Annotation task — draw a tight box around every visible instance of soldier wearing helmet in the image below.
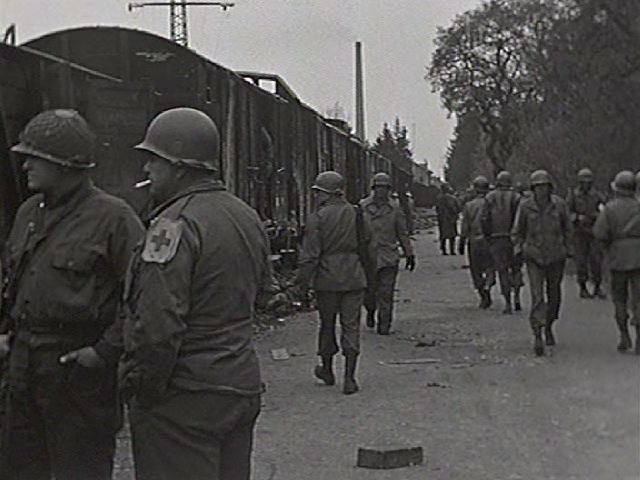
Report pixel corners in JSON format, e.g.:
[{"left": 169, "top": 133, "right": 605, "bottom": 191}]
[
  {"left": 296, "top": 170, "right": 376, "bottom": 394},
  {"left": 481, "top": 170, "right": 524, "bottom": 313},
  {"left": 0, "top": 109, "right": 144, "bottom": 478},
  {"left": 566, "top": 167, "right": 607, "bottom": 299},
  {"left": 360, "top": 172, "right": 415, "bottom": 335},
  {"left": 460, "top": 176, "right": 496, "bottom": 309},
  {"left": 594, "top": 170, "right": 640, "bottom": 354},
  {"left": 512, "top": 170, "right": 573, "bottom": 356},
  {"left": 119, "top": 108, "right": 275, "bottom": 478},
  {"left": 435, "top": 182, "right": 461, "bottom": 255}
]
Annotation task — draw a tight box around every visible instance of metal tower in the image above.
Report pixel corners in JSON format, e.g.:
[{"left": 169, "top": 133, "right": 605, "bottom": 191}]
[{"left": 129, "top": 1, "right": 234, "bottom": 47}]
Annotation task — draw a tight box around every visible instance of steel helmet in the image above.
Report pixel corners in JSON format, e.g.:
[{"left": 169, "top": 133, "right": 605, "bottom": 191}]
[
  {"left": 577, "top": 168, "right": 594, "bottom": 182},
  {"left": 530, "top": 170, "right": 552, "bottom": 187},
  {"left": 473, "top": 175, "right": 490, "bottom": 193},
  {"left": 612, "top": 170, "right": 635, "bottom": 192},
  {"left": 135, "top": 108, "right": 220, "bottom": 171},
  {"left": 311, "top": 171, "right": 344, "bottom": 194},
  {"left": 11, "top": 109, "right": 96, "bottom": 169},
  {"left": 371, "top": 172, "right": 392, "bottom": 188},
  {"left": 496, "top": 170, "right": 513, "bottom": 187}
]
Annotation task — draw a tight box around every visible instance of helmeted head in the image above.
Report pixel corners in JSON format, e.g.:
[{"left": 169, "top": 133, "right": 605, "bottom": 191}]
[
  {"left": 441, "top": 182, "right": 452, "bottom": 194},
  {"left": 496, "top": 170, "right": 512, "bottom": 188},
  {"left": 530, "top": 169, "right": 553, "bottom": 198},
  {"left": 577, "top": 167, "right": 594, "bottom": 190},
  {"left": 611, "top": 170, "right": 635, "bottom": 194},
  {"left": 311, "top": 170, "right": 344, "bottom": 195},
  {"left": 371, "top": 172, "right": 392, "bottom": 201},
  {"left": 472, "top": 175, "right": 490, "bottom": 194},
  {"left": 135, "top": 107, "right": 220, "bottom": 172}
]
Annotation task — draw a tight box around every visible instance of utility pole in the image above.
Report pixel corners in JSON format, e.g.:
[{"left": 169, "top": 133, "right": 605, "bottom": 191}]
[{"left": 128, "top": 1, "right": 234, "bottom": 47}]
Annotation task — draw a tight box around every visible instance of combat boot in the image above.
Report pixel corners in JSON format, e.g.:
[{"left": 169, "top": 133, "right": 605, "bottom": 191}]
[
  {"left": 449, "top": 239, "right": 457, "bottom": 255},
  {"left": 544, "top": 319, "right": 556, "bottom": 346},
  {"left": 343, "top": 354, "right": 359, "bottom": 395},
  {"left": 441, "top": 240, "right": 448, "bottom": 255},
  {"left": 366, "top": 310, "right": 375, "bottom": 329},
  {"left": 314, "top": 356, "right": 335, "bottom": 385},
  {"left": 579, "top": 283, "right": 592, "bottom": 299},
  {"left": 514, "top": 288, "right": 522, "bottom": 312},
  {"left": 533, "top": 328, "right": 544, "bottom": 356},
  {"left": 616, "top": 318, "right": 631, "bottom": 352},
  {"left": 502, "top": 294, "right": 513, "bottom": 315},
  {"left": 593, "top": 283, "right": 607, "bottom": 299}
]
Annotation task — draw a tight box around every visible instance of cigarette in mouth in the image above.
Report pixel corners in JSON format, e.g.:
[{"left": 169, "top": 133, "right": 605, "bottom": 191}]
[{"left": 135, "top": 179, "right": 152, "bottom": 189}]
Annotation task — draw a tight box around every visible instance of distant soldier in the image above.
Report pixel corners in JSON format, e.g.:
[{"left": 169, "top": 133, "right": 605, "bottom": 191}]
[
  {"left": 405, "top": 191, "right": 416, "bottom": 234},
  {"left": 436, "top": 183, "right": 461, "bottom": 255},
  {"left": 297, "top": 171, "right": 376, "bottom": 394},
  {"left": 566, "top": 168, "right": 606, "bottom": 298},
  {"left": 481, "top": 171, "right": 523, "bottom": 313},
  {"left": 593, "top": 171, "right": 640, "bottom": 354},
  {"left": 361, "top": 173, "right": 415, "bottom": 335},
  {"left": 459, "top": 176, "right": 495, "bottom": 309},
  {"left": 119, "top": 108, "right": 272, "bottom": 479},
  {"left": 512, "top": 170, "right": 573, "bottom": 356},
  {"left": 0, "top": 110, "right": 143, "bottom": 479}
]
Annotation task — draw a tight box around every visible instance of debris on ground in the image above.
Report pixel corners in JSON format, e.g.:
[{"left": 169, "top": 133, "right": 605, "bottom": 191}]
[{"left": 379, "top": 358, "right": 442, "bottom": 366}]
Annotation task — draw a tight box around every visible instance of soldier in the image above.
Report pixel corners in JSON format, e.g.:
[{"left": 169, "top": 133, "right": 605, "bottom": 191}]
[
  {"left": 435, "top": 183, "right": 461, "bottom": 255},
  {"left": 361, "top": 172, "right": 416, "bottom": 335},
  {"left": 296, "top": 171, "right": 376, "bottom": 394},
  {"left": 404, "top": 191, "right": 416, "bottom": 234},
  {"left": 0, "top": 109, "right": 143, "bottom": 479},
  {"left": 593, "top": 171, "right": 640, "bottom": 354},
  {"left": 119, "top": 108, "right": 273, "bottom": 479},
  {"left": 459, "top": 176, "right": 495, "bottom": 309},
  {"left": 512, "top": 170, "right": 573, "bottom": 356},
  {"left": 566, "top": 168, "right": 606, "bottom": 298},
  {"left": 481, "top": 170, "right": 523, "bottom": 313}
]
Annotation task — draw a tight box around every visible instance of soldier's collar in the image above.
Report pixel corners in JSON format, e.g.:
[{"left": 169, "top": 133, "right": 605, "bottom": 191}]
[{"left": 147, "top": 179, "right": 226, "bottom": 220}]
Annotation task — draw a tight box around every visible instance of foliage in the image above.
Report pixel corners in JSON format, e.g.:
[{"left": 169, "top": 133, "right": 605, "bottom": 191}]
[{"left": 372, "top": 117, "right": 414, "bottom": 169}]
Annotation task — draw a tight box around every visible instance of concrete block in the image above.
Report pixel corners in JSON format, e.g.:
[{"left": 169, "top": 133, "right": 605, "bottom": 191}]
[{"left": 356, "top": 445, "right": 424, "bottom": 469}]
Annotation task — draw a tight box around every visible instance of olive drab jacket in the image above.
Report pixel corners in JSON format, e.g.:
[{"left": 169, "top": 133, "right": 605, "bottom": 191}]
[
  {"left": 360, "top": 195, "right": 413, "bottom": 269},
  {"left": 297, "top": 196, "right": 375, "bottom": 292},
  {"left": 511, "top": 195, "right": 573, "bottom": 266},
  {"left": 435, "top": 192, "right": 460, "bottom": 239},
  {"left": 461, "top": 195, "right": 487, "bottom": 244},
  {"left": 481, "top": 187, "right": 521, "bottom": 239},
  {"left": 1, "top": 183, "right": 144, "bottom": 366},
  {"left": 566, "top": 187, "right": 606, "bottom": 235},
  {"left": 593, "top": 193, "right": 640, "bottom": 271},
  {"left": 119, "top": 179, "right": 273, "bottom": 406}
]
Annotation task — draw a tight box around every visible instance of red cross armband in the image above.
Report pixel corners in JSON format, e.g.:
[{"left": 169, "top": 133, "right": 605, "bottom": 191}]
[{"left": 142, "top": 217, "right": 184, "bottom": 264}]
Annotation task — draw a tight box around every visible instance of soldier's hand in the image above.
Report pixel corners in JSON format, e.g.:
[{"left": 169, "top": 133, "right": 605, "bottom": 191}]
[
  {"left": 60, "top": 346, "right": 105, "bottom": 368},
  {"left": 0, "top": 334, "right": 10, "bottom": 359},
  {"left": 405, "top": 255, "right": 416, "bottom": 272}
]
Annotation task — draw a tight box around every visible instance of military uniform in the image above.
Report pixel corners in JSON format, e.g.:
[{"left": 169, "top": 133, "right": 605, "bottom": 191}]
[
  {"left": 120, "top": 179, "right": 272, "bottom": 480},
  {"left": 593, "top": 180, "right": 640, "bottom": 353},
  {"left": 360, "top": 194, "right": 413, "bottom": 334},
  {"left": 435, "top": 191, "right": 460, "bottom": 254},
  {"left": 481, "top": 186, "right": 523, "bottom": 311},
  {"left": 1, "top": 184, "right": 143, "bottom": 479},
  {"left": 512, "top": 195, "right": 572, "bottom": 333},
  {"left": 566, "top": 185, "right": 606, "bottom": 295},
  {"left": 461, "top": 194, "right": 495, "bottom": 306}
]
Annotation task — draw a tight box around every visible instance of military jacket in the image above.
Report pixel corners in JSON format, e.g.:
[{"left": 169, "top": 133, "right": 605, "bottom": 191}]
[
  {"left": 360, "top": 195, "right": 413, "bottom": 269},
  {"left": 593, "top": 194, "right": 640, "bottom": 271},
  {"left": 120, "top": 180, "right": 272, "bottom": 404},
  {"left": 511, "top": 195, "right": 573, "bottom": 266},
  {"left": 461, "top": 195, "right": 487, "bottom": 243},
  {"left": 566, "top": 187, "right": 606, "bottom": 235},
  {"left": 297, "top": 196, "right": 373, "bottom": 291},
  {"left": 1, "top": 183, "right": 143, "bottom": 363},
  {"left": 481, "top": 187, "right": 520, "bottom": 238}
]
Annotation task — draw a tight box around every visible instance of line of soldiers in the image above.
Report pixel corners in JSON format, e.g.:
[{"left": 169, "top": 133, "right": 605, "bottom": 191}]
[{"left": 460, "top": 167, "right": 640, "bottom": 357}]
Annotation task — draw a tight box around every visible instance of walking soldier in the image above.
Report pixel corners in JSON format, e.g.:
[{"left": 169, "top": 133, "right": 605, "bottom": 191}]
[
  {"left": 593, "top": 171, "right": 640, "bottom": 354},
  {"left": 460, "top": 176, "right": 496, "bottom": 309},
  {"left": 566, "top": 168, "right": 606, "bottom": 298},
  {"left": 435, "top": 183, "right": 461, "bottom": 255},
  {"left": 481, "top": 170, "right": 523, "bottom": 313},
  {"left": 512, "top": 170, "right": 573, "bottom": 356},
  {"left": 360, "top": 172, "right": 416, "bottom": 335},
  {"left": 0, "top": 109, "right": 144, "bottom": 479},
  {"left": 119, "top": 108, "right": 273, "bottom": 479},
  {"left": 296, "top": 171, "right": 376, "bottom": 394}
]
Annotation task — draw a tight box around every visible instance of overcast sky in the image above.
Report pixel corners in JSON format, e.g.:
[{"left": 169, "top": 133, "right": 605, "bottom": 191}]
[{"left": 2, "top": 0, "right": 481, "bottom": 176}]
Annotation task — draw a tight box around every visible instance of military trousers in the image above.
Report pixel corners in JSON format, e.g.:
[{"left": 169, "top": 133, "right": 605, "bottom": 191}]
[
  {"left": 526, "top": 260, "right": 566, "bottom": 330},
  {"left": 0, "top": 334, "right": 118, "bottom": 480},
  {"left": 130, "top": 390, "right": 261, "bottom": 480},
  {"left": 610, "top": 269, "right": 640, "bottom": 327},
  {"left": 468, "top": 240, "right": 496, "bottom": 292},
  {"left": 316, "top": 289, "right": 364, "bottom": 357},
  {"left": 364, "top": 266, "right": 399, "bottom": 333},
  {"left": 574, "top": 232, "right": 602, "bottom": 285},
  {"left": 489, "top": 237, "right": 523, "bottom": 296}
]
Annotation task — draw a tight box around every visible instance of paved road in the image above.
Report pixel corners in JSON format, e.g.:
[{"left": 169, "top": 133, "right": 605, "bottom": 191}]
[{"left": 252, "top": 230, "right": 640, "bottom": 480}]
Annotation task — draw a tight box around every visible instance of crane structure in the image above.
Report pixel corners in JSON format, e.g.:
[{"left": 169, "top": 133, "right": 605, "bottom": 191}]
[{"left": 128, "top": 1, "right": 234, "bottom": 47}]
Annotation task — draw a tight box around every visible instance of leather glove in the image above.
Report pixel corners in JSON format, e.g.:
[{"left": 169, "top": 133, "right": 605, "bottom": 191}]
[{"left": 405, "top": 255, "right": 416, "bottom": 272}]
